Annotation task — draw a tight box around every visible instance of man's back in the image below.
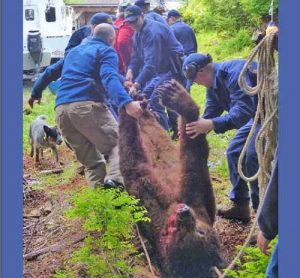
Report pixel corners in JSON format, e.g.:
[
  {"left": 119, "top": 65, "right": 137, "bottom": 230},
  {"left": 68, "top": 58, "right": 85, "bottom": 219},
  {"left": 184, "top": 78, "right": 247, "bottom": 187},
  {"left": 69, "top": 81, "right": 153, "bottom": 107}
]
[
  {"left": 57, "top": 38, "right": 112, "bottom": 107},
  {"left": 145, "top": 10, "right": 167, "bottom": 25},
  {"left": 132, "top": 20, "right": 183, "bottom": 74},
  {"left": 170, "top": 21, "right": 197, "bottom": 55},
  {"left": 65, "top": 25, "right": 91, "bottom": 54}
]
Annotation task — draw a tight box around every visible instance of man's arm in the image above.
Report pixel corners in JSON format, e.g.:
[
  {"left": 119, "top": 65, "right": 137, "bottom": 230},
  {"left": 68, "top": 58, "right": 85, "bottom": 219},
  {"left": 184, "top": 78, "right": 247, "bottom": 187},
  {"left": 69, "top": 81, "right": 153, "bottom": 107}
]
[
  {"left": 258, "top": 158, "right": 278, "bottom": 241},
  {"left": 127, "top": 35, "right": 141, "bottom": 81},
  {"left": 203, "top": 88, "right": 224, "bottom": 119},
  {"left": 210, "top": 78, "right": 255, "bottom": 133},
  {"left": 134, "top": 33, "right": 161, "bottom": 87},
  {"left": 185, "top": 89, "right": 223, "bottom": 138},
  {"left": 99, "top": 48, "right": 143, "bottom": 119},
  {"left": 99, "top": 48, "right": 133, "bottom": 108},
  {"left": 29, "top": 59, "right": 64, "bottom": 108}
]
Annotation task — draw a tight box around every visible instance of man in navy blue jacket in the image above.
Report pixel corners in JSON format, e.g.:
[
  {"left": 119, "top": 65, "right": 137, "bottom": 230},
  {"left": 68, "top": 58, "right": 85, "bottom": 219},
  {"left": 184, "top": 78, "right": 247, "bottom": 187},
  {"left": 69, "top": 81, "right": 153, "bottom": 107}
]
[
  {"left": 124, "top": 5, "right": 184, "bottom": 130},
  {"left": 183, "top": 53, "right": 260, "bottom": 222},
  {"left": 54, "top": 24, "right": 142, "bottom": 188},
  {"left": 65, "top": 13, "right": 113, "bottom": 54},
  {"left": 167, "top": 9, "right": 198, "bottom": 55}
]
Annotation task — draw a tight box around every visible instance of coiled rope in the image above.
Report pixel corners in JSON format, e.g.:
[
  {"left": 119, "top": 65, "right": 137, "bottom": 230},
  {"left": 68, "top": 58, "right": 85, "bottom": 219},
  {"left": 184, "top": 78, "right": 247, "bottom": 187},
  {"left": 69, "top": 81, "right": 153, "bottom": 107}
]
[
  {"left": 216, "top": 31, "right": 278, "bottom": 278},
  {"left": 237, "top": 31, "right": 278, "bottom": 198}
]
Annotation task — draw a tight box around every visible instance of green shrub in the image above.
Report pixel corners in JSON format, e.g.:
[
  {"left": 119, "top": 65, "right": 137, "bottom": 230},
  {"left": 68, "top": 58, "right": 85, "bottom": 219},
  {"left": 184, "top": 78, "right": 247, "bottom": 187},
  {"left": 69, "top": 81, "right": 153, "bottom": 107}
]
[
  {"left": 56, "top": 187, "right": 150, "bottom": 278},
  {"left": 212, "top": 29, "right": 254, "bottom": 60},
  {"left": 240, "top": 0, "right": 278, "bottom": 25},
  {"left": 227, "top": 239, "right": 277, "bottom": 278}
]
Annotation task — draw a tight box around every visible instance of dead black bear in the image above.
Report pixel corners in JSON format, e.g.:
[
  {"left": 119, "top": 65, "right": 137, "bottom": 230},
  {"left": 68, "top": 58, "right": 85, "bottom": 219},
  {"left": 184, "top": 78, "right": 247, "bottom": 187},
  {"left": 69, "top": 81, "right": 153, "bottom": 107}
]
[{"left": 119, "top": 80, "right": 223, "bottom": 277}]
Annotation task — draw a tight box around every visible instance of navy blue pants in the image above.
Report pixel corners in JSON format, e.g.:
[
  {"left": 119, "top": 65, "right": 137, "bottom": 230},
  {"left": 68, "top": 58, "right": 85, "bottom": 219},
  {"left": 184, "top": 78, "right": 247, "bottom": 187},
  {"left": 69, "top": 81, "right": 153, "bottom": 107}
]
[
  {"left": 143, "top": 72, "right": 172, "bottom": 130},
  {"left": 266, "top": 242, "right": 278, "bottom": 278},
  {"left": 227, "top": 119, "right": 260, "bottom": 209}
]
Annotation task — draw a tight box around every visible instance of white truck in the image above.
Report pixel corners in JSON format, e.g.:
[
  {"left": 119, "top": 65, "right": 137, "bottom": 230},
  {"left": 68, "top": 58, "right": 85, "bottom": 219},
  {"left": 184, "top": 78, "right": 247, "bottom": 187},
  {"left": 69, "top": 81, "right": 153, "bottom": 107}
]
[{"left": 23, "top": 0, "right": 73, "bottom": 76}]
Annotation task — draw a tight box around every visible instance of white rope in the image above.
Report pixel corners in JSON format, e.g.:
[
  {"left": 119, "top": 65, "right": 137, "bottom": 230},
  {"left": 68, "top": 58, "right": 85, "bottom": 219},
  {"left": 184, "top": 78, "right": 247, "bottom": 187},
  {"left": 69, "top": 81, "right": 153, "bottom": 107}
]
[{"left": 269, "top": 0, "right": 274, "bottom": 22}]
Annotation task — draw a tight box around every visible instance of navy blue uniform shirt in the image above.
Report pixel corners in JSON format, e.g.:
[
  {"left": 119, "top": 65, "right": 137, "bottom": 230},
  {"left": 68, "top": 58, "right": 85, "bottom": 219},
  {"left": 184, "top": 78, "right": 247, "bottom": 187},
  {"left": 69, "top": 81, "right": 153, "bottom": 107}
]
[
  {"left": 65, "top": 25, "right": 91, "bottom": 54},
  {"left": 145, "top": 11, "right": 167, "bottom": 25},
  {"left": 258, "top": 156, "right": 278, "bottom": 241},
  {"left": 56, "top": 38, "right": 132, "bottom": 108},
  {"left": 129, "top": 19, "right": 183, "bottom": 86},
  {"left": 170, "top": 21, "right": 197, "bottom": 55},
  {"left": 203, "top": 60, "right": 257, "bottom": 133}
]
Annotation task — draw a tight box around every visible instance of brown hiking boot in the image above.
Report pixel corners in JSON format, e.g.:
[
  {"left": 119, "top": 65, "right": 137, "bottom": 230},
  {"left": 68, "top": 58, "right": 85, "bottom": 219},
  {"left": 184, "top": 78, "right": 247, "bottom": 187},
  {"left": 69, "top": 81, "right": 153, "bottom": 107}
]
[{"left": 217, "top": 203, "right": 251, "bottom": 223}]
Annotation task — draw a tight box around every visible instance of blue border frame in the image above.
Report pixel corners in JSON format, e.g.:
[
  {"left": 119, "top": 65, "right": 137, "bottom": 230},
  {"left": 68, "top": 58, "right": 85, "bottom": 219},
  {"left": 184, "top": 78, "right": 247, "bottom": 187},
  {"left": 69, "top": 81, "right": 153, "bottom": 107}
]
[
  {"left": 1, "top": 0, "right": 300, "bottom": 277},
  {"left": 1, "top": 0, "right": 23, "bottom": 276},
  {"left": 279, "top": 1, "right": 300, "bottom": 276}
]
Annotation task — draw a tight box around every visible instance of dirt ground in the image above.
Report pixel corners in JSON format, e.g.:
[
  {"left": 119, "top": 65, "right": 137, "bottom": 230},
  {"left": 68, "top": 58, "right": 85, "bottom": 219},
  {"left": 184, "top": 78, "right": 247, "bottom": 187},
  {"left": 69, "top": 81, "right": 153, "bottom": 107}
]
[{"left": 23, "top": 147, "right": 257, "bottom": 278}]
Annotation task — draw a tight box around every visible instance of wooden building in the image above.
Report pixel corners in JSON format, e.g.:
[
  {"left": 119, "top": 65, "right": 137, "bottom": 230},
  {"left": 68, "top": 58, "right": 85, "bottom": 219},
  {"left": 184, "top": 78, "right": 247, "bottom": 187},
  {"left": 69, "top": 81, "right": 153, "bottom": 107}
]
[{"left": 66, "top": 0, "right": 120, "bottom": 29}]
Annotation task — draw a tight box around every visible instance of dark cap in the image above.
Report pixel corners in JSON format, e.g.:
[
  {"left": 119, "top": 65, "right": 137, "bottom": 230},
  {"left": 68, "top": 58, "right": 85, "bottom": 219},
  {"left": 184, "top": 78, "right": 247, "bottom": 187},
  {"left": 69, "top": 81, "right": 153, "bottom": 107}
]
[
  {"left": 167, "top": 9, "right": 181, "bottom": 18},
  {"left": 124, "top": 5, "right": 142, "bottom": 22},
  {"left": 182, "top": 53, "right": 213, "bottom": 82},
  {"left": 90, "top": 13, "right": 113, "bottom": 25},
  {"left": 119, "top": 2, "right": 131, "bottom": 12},
  {"left": 134, "top": 0, "right": 150, "bottom": 7}
]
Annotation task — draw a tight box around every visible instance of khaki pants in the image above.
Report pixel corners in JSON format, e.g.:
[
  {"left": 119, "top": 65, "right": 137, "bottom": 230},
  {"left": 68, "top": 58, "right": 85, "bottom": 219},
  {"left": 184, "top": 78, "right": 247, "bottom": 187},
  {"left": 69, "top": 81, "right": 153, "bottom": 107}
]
[{"left": 55, "top": 101, "right": 123, "bottom": 188}]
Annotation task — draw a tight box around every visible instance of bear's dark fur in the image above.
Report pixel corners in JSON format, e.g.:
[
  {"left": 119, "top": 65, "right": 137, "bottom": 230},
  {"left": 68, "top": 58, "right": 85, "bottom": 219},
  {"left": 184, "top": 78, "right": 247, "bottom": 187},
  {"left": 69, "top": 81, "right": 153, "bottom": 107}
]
[{"left": 119, "top": 80, "right": 223, "bottom": 277}]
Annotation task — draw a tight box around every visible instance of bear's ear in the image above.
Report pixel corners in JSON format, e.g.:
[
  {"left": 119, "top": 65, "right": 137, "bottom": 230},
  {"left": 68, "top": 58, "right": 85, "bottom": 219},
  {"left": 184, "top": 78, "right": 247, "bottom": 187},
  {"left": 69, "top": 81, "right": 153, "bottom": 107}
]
[{"left": 43, "top": 125, "right": 51, "bottom": 135}]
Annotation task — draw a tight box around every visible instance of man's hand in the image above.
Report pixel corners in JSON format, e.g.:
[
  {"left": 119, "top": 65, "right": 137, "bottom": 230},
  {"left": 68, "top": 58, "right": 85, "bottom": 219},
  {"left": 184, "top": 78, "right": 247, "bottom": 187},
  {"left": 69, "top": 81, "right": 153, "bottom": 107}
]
[
  {"left": 124, "top": 80, "right": 133, "bottom": 89},
  {"left": 128, "top": 82, "right": 141, "bottom": 98},
  {"left": 257, "top": 231, "right": 271, "bottom": 255},
  {"left": 125, "top": 101, "right": 143, "bottom": 119},
  {"left": 186, "top": 118, "right": 214, "bottom": 139},
  {"left": 129, "top": 85, "right": 138, "bottom": 97},
  {"left": 126, "top": 69, "right": 134, "bottom": 83},
  {"left": 28, "top": 96, "right": 41, "bottom": 108}
]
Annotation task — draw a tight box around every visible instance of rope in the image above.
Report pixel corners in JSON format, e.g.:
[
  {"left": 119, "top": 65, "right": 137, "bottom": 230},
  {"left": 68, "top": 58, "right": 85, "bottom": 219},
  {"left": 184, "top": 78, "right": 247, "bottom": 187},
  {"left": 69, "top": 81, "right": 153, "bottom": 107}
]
[
  {"left": 269, "top": 0, "right": 274, "bottom": 22},
  {"left": 237, "top": 31, "right": 278, "bottom": 193},
  {"left": 215, "top": 31, "right": 278, "bottom": 278}
]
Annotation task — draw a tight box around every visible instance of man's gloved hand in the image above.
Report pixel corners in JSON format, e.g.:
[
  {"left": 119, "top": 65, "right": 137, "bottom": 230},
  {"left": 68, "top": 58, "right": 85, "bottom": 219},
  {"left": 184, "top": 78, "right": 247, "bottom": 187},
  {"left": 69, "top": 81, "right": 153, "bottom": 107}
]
[
  {"left": 28, "top": 96, "right": 41, "bottom": 108},
  {"left": 125, "top": 101, "right": 143, "bottom": 119}
]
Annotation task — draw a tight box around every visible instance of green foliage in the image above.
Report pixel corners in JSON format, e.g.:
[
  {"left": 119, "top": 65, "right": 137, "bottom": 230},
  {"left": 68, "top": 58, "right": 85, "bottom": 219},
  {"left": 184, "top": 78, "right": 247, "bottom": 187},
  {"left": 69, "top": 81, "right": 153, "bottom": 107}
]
[
  {"left": 63, "top": 0, "right": 82, "bottom": 4},
  {"left": 227, "top": 239, "right": 277, "bottom": 278},
  {"left": 182, "top": 0, "right": 278, "bottom": 33},
  {"left": 212, "top": 29, "right": 254, "bottom": 60},
  {"left": 58, "top": 187, "right": 150, "bottom": 277},
  {"left": 239, "top": 0, "right": 279, "bottom": 25},
  {"left": 181, "top": 0, "right": 278, "bottom": 61}
]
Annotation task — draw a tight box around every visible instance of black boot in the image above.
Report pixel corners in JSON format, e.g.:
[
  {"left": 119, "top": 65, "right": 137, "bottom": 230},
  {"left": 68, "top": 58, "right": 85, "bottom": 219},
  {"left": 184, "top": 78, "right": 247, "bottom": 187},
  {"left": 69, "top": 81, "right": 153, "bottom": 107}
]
[
  {"left": 103, "top": 179, "right": 125, "bottom": 191},
  {"left": 217, "top": 202, "right": 251, "bottom": 223}
]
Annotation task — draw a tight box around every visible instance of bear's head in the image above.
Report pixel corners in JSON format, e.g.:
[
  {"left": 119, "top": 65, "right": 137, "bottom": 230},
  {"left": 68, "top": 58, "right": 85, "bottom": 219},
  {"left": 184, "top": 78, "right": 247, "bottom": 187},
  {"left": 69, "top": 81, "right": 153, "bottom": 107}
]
[{"left": 159, "top": 204, "right": 223, "bottom": 277}]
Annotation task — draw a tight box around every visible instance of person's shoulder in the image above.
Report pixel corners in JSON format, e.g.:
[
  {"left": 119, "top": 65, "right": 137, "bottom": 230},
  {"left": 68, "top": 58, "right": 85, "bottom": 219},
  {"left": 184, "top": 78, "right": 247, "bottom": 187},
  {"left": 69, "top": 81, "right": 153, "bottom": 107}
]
[
  {"left": 143, "top": 20, "right": 157, "bottom": 33},
  {"left": 74, "top": 25, "right": 90, "bottom": 34},
  {"left": 182, "top": 21, "right": 194, "bottom": 31},
  {"left": 219, "top": 59, "right": 246, "bottom": 71}
]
